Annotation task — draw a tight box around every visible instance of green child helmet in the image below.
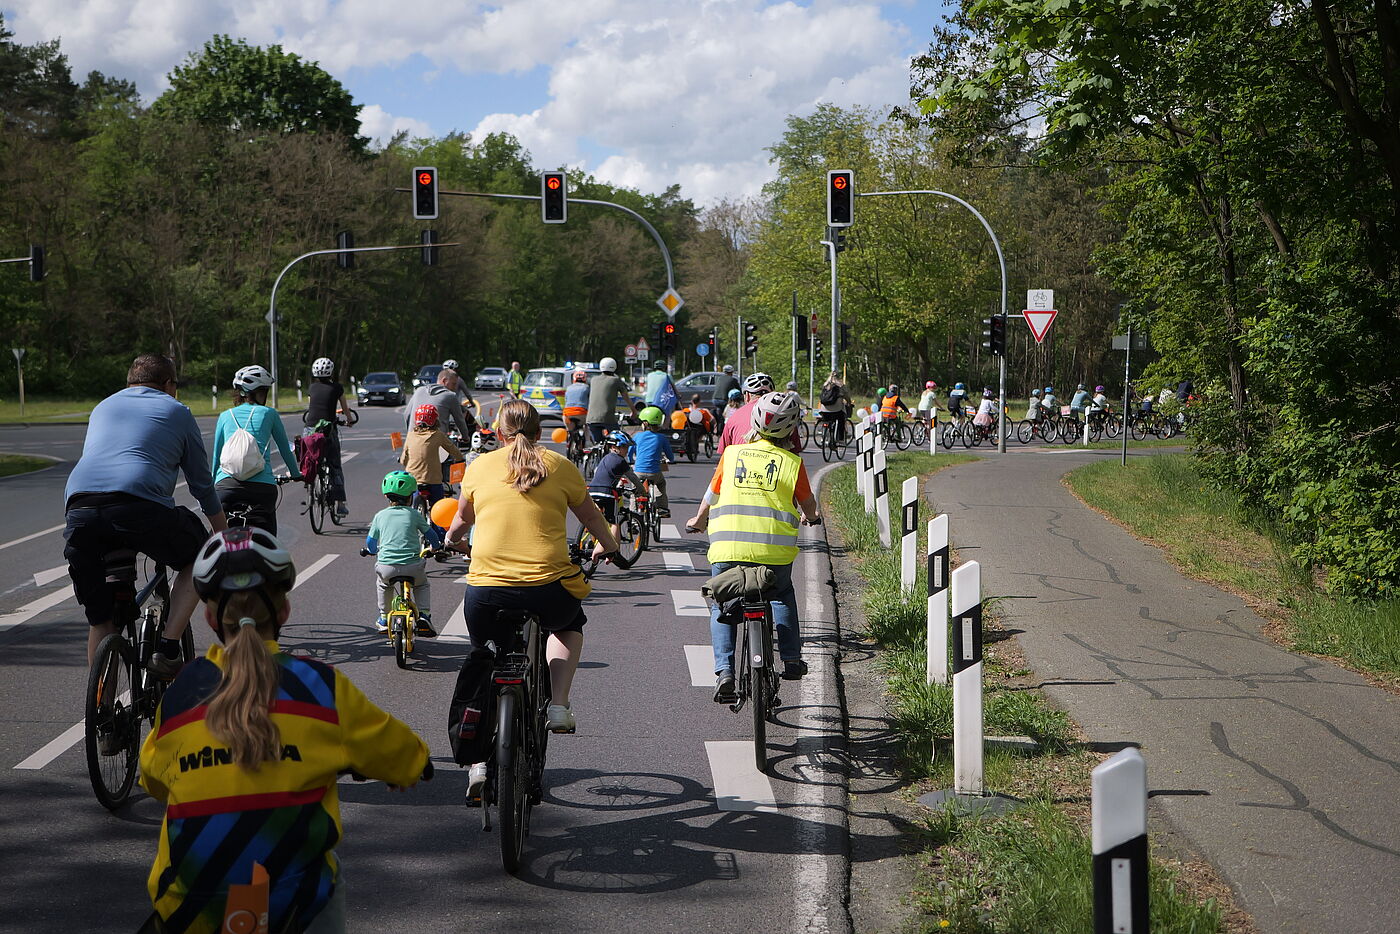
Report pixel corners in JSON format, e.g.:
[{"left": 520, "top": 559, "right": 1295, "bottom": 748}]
[
  {"left": 382, "top": 470, "right": 417, "bottom": 498},
  {"left": 638, "top": 405, "right": 665, "bottom": 427}
]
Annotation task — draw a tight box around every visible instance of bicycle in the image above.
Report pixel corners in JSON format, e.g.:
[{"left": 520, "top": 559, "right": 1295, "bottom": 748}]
[
  {"left": 565, "top": 421, "right": 589, "bottom": 466},
  {"left": 574, "top": 485, "right": 645, "bottom": 572},
  {"left": 84, "top": 552, "right": 193, "bottom": 810},
  {"left": 878, "top": 416, "right": 912, "bottom": 450},
  {"left": 360, "top": 546, "right": 450, "bottom": 669},
  {"left": 475, "top": 609, "right": 552, "bottom": 874},
  {"left": 910, "top": 418, "right": 929, "bottom": 447},
  {"left": 814, "top": 414, "right": 850, "bottom": 462}
]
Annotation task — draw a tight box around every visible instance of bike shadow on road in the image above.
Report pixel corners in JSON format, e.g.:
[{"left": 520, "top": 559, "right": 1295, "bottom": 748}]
[{"left": 279, "top": 623, "right": 473, "bottom": 673}]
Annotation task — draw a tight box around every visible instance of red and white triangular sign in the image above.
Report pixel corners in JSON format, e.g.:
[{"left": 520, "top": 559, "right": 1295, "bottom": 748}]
[{"left": 1024, "top": 309, "right": 1058, "bottom": 343}]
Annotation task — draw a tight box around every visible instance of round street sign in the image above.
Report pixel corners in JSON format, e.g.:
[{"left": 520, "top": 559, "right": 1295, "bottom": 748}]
[
  {"left": 624, "top": 343, "right": 638, "bottom": 359},
  {"left": 696, "top": 342, "right": 710, "bottom": 357}
]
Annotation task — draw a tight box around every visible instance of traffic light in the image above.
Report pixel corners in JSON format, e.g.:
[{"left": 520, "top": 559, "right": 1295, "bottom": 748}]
[
  {"left": 708, "top": 328, "right": 717, "bottom": 358},
  {"left": 744, "top": 322, "right": 758, "bottom": 356},
  {"left": 793, "top": 311, "right": 808, "bottom": 346},
  {"left": 989, "top": 313, "right": 1006, "bottom": 356},
  {"left": 662, "top": 321, "right": 677, "bottom": 355},
  {"left": 336, "top": 230, "right": 354, "bottom": 270},
  {"left": 412, "top": 167, "right": 438, "bottom": 220},
  {"left": 29, "top": 244, "right": 43, "bottom": 282},
  {"left": 839, "top": 322, "right": 851, "bottom": 352},
  {"left": 542, "top": 171, "right": 567, "bottom": 224},
  {"left": 827, "top": 169, "right": 853, "bottom": 227},
  {"left": 813, "top": 336, "right": 823, "bottom": 359},
  {"left": 829, "top": 226, "right": 848, "bottom": 253},
  {"left": 420, "top": 228, "right": 439, "bottom": 266}
]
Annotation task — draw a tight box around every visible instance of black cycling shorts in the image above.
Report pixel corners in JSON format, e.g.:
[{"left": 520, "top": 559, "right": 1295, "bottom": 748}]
[
  {"left": 588, "top": 492, "right": 617, "bottom": 524},
  {"left": 63, "top": 493, "right": 209, "bottom": 626},
  {"left": 462, "top": 579, "right": 587, "bottom": 648}
]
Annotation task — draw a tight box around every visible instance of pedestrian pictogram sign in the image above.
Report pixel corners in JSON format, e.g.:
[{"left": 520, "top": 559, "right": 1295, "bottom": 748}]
[
  {"left": 1024, "top": 308, "right": 1058, "bottom": 343},
  {"left": 657, "top": 288, "right": 684, "bottom": 317}
]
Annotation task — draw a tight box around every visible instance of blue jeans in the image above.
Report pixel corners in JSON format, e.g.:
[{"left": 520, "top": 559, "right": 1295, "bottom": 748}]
[{"left": 709, "top": 560, "right": 800, "bottom": 675}]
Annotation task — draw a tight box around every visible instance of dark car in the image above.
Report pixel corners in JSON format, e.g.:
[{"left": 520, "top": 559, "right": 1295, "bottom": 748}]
[
  {"left": 357, "top": 371, "right": 403, "bottom": 406},
  {"left": 412, "top": 364, "right": 444, "bottom": 390},
  {"left": 675, "top": 370, "right": 728, "bottom": 418}
]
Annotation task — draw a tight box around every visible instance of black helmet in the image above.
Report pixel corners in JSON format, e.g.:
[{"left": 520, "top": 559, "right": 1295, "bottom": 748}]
[{"left": 193, "top": 529, "right": 296, "bottom": 634}]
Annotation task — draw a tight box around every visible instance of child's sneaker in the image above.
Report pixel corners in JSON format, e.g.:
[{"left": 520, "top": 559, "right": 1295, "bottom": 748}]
[
  {"left": 375, "top": 616, "right": 388, "bottom": 633},
  {"left": 546, "top": 703, "right": 576, "bottom": 734},
  {"left": 417, "top": 613, "right": 437, "bottom": 638},
  {"left": 464, "top": 762, "right": 488, "bottom": 808}
]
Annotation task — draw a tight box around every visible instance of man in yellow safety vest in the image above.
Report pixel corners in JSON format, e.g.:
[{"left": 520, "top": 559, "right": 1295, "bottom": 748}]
[{"left": 686, "top": 392, "right": 821, "bottom": 701}]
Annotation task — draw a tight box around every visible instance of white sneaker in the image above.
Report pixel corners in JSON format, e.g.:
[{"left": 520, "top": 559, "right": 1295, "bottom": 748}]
[
  {"left": 546, "top": 703, "right": 576, "bottom": 734},
  {"left": 464, "top": 762, "right": 488, "bottom": 807}
]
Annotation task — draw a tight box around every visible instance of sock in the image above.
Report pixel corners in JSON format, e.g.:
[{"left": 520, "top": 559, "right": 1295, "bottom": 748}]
[{"left": 159, "top": 637, "right": 182, "bottom": 657}]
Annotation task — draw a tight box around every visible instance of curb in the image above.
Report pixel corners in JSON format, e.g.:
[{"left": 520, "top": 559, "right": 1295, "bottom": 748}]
[{"left": 0, "top": 452, "right": 62, "bottom": 482}]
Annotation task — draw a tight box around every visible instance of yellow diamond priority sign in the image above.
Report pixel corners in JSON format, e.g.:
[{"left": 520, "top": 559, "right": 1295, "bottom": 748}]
[{"left": 656, "top": 288, "right": 684, "bottom": 318}]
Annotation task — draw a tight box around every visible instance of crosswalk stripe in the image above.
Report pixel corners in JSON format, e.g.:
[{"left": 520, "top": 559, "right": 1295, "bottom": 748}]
[
  {"left": 0, "top": 585, "right": 75, "bottom": 633},
  {"left": 684, "top": 645, "right": 714, "bottom": 686},
  {"left": 670, "top": 590, "right": 709, "bottom": 617},
  {"left": 663, "top": 552, "right": 696, "bottom": 571},
  {"left": 705, "top": 740, "right": 777, "bottom": 812},
  {"left": 661, "top": 523, "right": 682, "bottom": 539}
]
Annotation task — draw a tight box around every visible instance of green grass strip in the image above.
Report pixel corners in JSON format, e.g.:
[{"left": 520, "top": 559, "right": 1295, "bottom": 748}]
[{"left": 0, "top": 454, "right": 52, "bottom": 478}]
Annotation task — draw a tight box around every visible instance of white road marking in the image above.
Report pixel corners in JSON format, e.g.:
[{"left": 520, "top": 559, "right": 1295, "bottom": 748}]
[
  {"left": 13, "top": 720, "right": 85, "bottom": 770},
  {"left": 292, "top": 555, "right": 337, "bottom": 589},
  {"left": 663, "top": 552, "right": 696, "bottom": 571},
  {"left": 705, "top": 741, "right": 777, "bottom": 812},
  {"left": 342, "top": 451, "right": 361, "bottom": 463},
  {"left": 0, "top": 585, "right": 75, "bottom": 633},
  {"left": 33, "top": 565, "right": 69, "bottom": 587},
  {"left": 661, "top": 523, "right": 682, "bottom": 539},
  {"left": 670, "top": 590, "right": 709, "bottom": 617},
  {"left": 684, "top": 645, "right": 714, "bottom": 686},
  {"left": 438, "top": 596, "right": 470, "bottom": 643},
  {"left": 0, "top": 523, "right": 65, "bottom": 553}
]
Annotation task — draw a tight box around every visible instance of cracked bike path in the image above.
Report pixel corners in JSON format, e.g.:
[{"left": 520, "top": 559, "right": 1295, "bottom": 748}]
[{"left": 926, "top": 451, "right": 1399, "bottom": 934}]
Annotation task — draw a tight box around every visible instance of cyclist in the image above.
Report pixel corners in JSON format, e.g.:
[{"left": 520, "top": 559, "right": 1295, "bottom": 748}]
[
  {"left": 916, "top": 381, "right": 939, "bottom": 429},
  {"left": 947, "top": 382, "right": 969, "bottom": 422},
  {"left": 444, "top": 400, "right": 619, "bottom": 742},
  {"left": 973, "top": 388, "right": 997, "bottom": 435},
  {"left": 64, "top": 353, "right": 227, "bottom": 671},
  {"left": 1040, "top": 386, "right": 1059, "bottom": 419},
  {"left": 713, "top": 364, "right": 740, "bottom": 406},
  {"left": 644, "top": 360, "right": 672, "bottom": 411},
  {"left": 586, "top": 430, "right": 645, "bottom": 547},
  {"left": 367, "top": 471, "right": 444, "bottom": 637},
  {"left": 507, "top": 361, "right": 525, "bottom": 398},
  {"left": 399, "top": 404, "right": 464, "bottom": 508},
  {"left": 1070, "top": 384, "right": 1091, "bottom": 423},
  {"left": 442, "top": 358, "right": 476, "bottom": 412},
  {"left": 721, "top": 388, "right": 744, "bottom": 430},
  {"left": 140, "top": 527, "right": 429, "bottom": 934},
  {"left": 304, "top": 356, "right": 354, "bottom": 518},
  {"left": 817, "top": 371, "right": 852, "bottom": 443},
  {"left": 680, "top": 392, "right": 716, "bottom": 435},
  {"left": 1025, "top": 388, "right": 1044, "bottom": 423},
  {"left": 719, "top": 372, "right": 801, "bottom": 454},
  {"left": 685, "top": 392, "right": 821, "bottom": 700},
  {"left": 562, "top": 369, "right": 590, "bottom": 442},
  {"left": 406, "top": 368, "right": 473, "bottom": 450},
  {"left": 586, "top": 356, "right": 638, "bottom": 443},
  {"left": 210, "top": 365, "right": 302, "bottom": 534},
  {"left": 633, "top": 406, "right": 674, "bottom": 518},
  {"left": 1088, "top": 385, "right": 1110, "bottom": 430},
  {"left": 880, "top": 383, "right": 911, "bottom": 424}
]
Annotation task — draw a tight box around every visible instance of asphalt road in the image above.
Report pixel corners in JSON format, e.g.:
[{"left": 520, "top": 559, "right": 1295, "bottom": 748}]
[{"left": 0, "top": 402, "right": 849, "bottom": 933}]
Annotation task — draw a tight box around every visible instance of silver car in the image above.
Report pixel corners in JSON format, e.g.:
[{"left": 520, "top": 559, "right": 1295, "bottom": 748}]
[{"left": 475, "top": 367, "right": 508, "bottom": 390}]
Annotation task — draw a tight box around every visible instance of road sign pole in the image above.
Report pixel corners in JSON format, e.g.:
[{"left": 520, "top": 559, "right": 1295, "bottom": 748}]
[
  {"left": 736, "top": 316, "right": 743, "bottom": 381},
  {"left": 1122, "top": 324, "right": 1132, "bottom": 467},
  {"left": 11, "top": 347, "right": 25, "bottom": 417}
]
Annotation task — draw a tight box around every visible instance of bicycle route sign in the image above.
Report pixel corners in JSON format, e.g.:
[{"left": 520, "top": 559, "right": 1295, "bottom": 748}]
[{"left": 1024, "top": 289, "right": 1057, "bottom": 344}]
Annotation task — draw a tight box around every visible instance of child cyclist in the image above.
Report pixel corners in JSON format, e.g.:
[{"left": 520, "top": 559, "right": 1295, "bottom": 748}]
[
  {"left": 588, "top": 430, "right": 645, "bottom": 544},
  {"left": 139, "top": 528, "right": 429, "bottom": 934},
  {"left": 399, "top": 404, "right": 464, "bottom": 507},
  {"left": 367, "top": 471, "right": 443, "bottom": 637},
  {"left": 916, "top": 381, "right": 939, "bottom": 428},
  {"left": 633, "top": 406, "right": 675, "bottom": 518}
]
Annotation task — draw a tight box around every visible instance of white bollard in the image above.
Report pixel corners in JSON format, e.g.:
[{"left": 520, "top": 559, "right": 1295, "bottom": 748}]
[
  {"left": 854, "top": 421, "right": 869, "bottom": 498},
  {"left": 296, "top": 378, "right": 303, "bottom": 404},
  {"left": 1084, "top": 418, "right": 1091, "bottom": 446},
  {"left": 211, "top": 385, "right": 218, "bottom": 412},
  {"left": 1092, "top": 748, "right": 1149, "bottom": 933},
  {"left": 862, "top": 428, "right": 876, "bottom": 515},
  {"left": 926, "top": 514, "right": 950, "bottom": 686},
  {"left": 930, "top": 415, "right": 938, "bottom": 455},
  {"left": 900, "top": 476, "right": 918, "bottom": 596},
  {"left": 950, "top": 561, "right": 983, "bottom": 795},
  {"left": 874, "top": 447, "right": 891, "bottom": 548}
]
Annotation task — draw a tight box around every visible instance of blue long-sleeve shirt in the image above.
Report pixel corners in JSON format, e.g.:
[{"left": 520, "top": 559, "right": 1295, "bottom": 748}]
[
  {"left": 210, "top": 404, "right": 301, "bottom": 485},
  {"left": 632, "top": 429, "right": 673, "bottom": 474},
  {"left": 65, "top": 386, "right": 222, "bottom": 515}
]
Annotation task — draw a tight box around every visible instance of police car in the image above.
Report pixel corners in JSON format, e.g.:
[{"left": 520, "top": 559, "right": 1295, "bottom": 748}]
[{"left": 521, "top": 366, "right": 641, "bottom": 422}]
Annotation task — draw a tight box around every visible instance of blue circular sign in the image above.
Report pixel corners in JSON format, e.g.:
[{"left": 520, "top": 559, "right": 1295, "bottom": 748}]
[{"left": 696, "top": 342, "right": 711, "bottom": 357}]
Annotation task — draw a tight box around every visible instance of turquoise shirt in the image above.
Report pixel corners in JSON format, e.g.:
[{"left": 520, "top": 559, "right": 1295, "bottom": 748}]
[
  {"left": 367, "top": 505, "right": 435, "bottom": 565},
  {"left": 210, "top": 404, "right": 300, "bottom": 485}
]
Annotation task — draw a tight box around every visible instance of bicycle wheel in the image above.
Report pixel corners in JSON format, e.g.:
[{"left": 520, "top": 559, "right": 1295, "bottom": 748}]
[
  {"left": 911, "top": 420, "right": 928, "bottom": 447},
  {"left": 308, "top": 476, "right": 326, "bottom": 535},
  {"left": 1105, "top": 413, "right": 1122, "bottom": 438},
  {"left": 573, "top": 526, "right": 600, "bottom": 578},
  {"left": 85, "top": 634, "right": 139, "bottom": 810},
  {"left": 613, "top": 510, "right": 643, "bottom": 568},
  {"left": 743, "top": 617, "right": 769, "bottom": 773},
  {"left": 797, "top": 420, "right": 811, "bottom": 449},
  {"left": 495, "top": 691, "right": 528, "bottom": 874},
  {"left": 817, "top": 425, "right": 833, "bottom": 463},
  {"left": 703, "top": 432, "right": 715, "bottom": 458},
  {"left": 1015, "top": 419, "right": 1032, "bottom": 444},
  {"left": 685, "top": 431, "right": 698, "bottom": 464},
  {"left": 1130, "top": 417, "right": 1148, "bottom": 441},
  {"left": 940, "top": 422, "right": 957, "bottom": 450},
  {"left": 891, "top": 422, "right": 910, "bottom": 450}
]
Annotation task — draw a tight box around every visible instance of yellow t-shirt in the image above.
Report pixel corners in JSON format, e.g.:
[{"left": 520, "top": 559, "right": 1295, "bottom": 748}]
[{"left": 461, "top": 445, "right": 591, "bottom": 598}]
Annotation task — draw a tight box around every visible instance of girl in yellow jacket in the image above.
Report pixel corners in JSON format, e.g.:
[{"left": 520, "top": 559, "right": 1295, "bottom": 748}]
[{"left": 138, "top": 528, "right": 429, "bottom": 933}]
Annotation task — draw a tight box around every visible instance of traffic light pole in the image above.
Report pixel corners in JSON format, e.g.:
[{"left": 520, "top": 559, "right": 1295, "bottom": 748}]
[
  {"left": 856, "top": 190, "right": 1008, "bottom": 452},
  {"left": 266, "top": 242, "right": 458, "bottom": 407},
  {"left": 818, "top": 238, "right": 840, "bottom": 376}
]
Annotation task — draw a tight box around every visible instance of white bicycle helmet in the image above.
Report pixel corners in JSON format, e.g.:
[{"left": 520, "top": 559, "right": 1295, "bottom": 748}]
[
  {"left": 751, "top": 391, "right": 802, "bottom": 440},
  {"left": 472, "top": 429, "right": 500, "bottom": 452},
  {"left": 599, "top": 356, "right": 618, "bottom": 373},
  {"left": 311, "top": 357, "right": 334, "bottom": 378},
  {"left": 742, "top": 371, "right": 774, "bottom": 394},
  {"left": 442, "top": 358, "right": 460, "bottom": 371},
  {"left": 232, "top": 365, "right": 274, "bottom": 393}
]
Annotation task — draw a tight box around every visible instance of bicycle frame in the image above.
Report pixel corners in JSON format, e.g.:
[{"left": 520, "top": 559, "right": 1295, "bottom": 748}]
[{"left": 730, "top": 600, "right": 778, "bottom": 772}]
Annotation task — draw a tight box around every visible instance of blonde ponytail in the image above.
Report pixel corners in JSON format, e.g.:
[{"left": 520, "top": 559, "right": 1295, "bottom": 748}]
[
  {"left": 497, "top": 399, "right": 548, "bottom": 492},
  {"left": 205, "top": 589, "right": 286, "bottom": 769}
]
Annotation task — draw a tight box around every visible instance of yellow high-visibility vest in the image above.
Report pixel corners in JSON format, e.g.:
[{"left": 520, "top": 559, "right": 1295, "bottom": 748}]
[{"left": 707, "top": 439, "right": 802, "bottom": 565}]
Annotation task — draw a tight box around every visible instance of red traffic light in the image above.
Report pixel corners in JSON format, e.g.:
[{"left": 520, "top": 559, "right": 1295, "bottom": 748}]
[
  {"left": 663, "top": 323, "right": 675, "bottom": 334},
  {"left": 546, "top": 176, "right": 562, "bottom": 190},
  {"left": 832, "top": 176, "right": 847, "bottom": 190},
  {"left": 417, "top": 172, "right": 433, "bottom": 187}
]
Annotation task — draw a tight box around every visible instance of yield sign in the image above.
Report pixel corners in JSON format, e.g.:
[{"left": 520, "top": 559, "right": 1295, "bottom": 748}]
[{"left": 1024, "top": 309, "right": 1058, "bottom": 344}]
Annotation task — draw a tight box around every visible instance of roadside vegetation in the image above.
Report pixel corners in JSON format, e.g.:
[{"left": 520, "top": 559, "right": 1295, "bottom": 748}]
[
  {"left": 0, "top": 395, "right": 309, "bottom": 424},
  {"left": 1066, "top": 455, "right": 1400, "bottom": 688},
  {"left": 0, "top": 453, "right": 51, "bottom": 477},
  {"left": 825, "top": 452, "right": 1224, "bottom": 933}
]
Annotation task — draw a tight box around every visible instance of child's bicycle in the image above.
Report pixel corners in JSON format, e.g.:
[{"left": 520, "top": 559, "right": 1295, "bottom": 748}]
[{"left": 359, "top": 546, "right": 454, "bottom": 668}]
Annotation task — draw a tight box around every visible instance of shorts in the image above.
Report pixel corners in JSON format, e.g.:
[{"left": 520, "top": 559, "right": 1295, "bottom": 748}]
[
  {"left": 588, "top": 491, "right": 616, "bottom": 524},
  {"left": 63, "top": 493, "right": 209, "bottom": 626},
  {"left": 462, "top": 579, "right": 587, "bottom": 649}
]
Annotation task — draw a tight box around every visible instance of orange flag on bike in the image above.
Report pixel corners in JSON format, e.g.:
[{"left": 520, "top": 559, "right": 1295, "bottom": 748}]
[
  {"left": 449, "top": 461, "right": 466, "bottom": 484},
  {"left": 390, "top": 431, "right": 403, "bottom": 450}
]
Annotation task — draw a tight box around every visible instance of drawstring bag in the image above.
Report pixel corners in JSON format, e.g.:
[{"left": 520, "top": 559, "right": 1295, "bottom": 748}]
[{"left": 219, "top": 408, "right": 267, "bottom": 480}]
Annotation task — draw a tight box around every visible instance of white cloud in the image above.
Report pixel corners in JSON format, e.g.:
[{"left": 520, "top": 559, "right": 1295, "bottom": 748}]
[{"left": 358, "top": 104, "right": 432, "bottom": 146}]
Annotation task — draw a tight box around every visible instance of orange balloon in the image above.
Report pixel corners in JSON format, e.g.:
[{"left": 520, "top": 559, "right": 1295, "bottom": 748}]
[
  {"left": 551, "top": 427, "right": 568, "bottom": 444},
  {"left": 430, "top": 497, "right": 459, "bottom": 528}
]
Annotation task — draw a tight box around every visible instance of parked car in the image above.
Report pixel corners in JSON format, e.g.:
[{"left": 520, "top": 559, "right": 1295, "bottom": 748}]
[
  {"left": 521, "top": 366, "right": 642, "bottom": 422},
  {"left": 674, "top": 370, "right": 728, "bottom": 418},
  {"left": 357, "top": 371, "right": 404, "bottom": 406},
  {"left": 475, "top": 366, "right": 508, "bottom": 390},
  {"left": 412, "top": 363, "right": 444, "bottom": 389}
]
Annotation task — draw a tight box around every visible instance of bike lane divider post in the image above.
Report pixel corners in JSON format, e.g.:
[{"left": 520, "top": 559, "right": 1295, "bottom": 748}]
[
  {"left": 853, "top": 420, "right": 868, "bottom": 498},
  {"left": 861, "top": 425, "right": 876, "bottom": 515},
  {"left": 900, "top": 476, "right": 918, "bottom": 596},
  {"left": 917, "top": 559, "right": 1020, "bottom": 815},
  {"left": 1092, "top": 747, "right": 1149, "bottom": 933},
  {"left": 926, "top": 514, "right": 950, "bottom": 688},
  {"left": 874, "top": 446, "right": 891, "bottom": 548}
]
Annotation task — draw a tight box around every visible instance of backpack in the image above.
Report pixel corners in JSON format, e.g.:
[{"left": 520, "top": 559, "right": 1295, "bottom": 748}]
[
  {"left": 219, "top": 408, "right": 266, "bottom": 480},
  {"left": 447, "top": 647, "right": 498, "bottom": 766},
  {"left": 820, "top": 383, "right": 842, "bottom": 406}
]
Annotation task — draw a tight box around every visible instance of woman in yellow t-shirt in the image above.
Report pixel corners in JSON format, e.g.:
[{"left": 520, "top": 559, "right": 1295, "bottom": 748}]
[{"left": 444, "top": 400, "right": 618, "bottom": 734}]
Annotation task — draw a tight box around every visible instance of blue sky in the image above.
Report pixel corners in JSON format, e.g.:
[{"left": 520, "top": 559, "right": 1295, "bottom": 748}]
[{"left": 4, "top": 0, "right": 952, "bottom": 203}]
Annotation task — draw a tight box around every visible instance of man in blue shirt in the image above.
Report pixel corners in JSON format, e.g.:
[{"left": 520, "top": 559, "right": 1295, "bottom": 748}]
[
  {"left": 64, "top": 354, "right": 227, "bottom": 674},
  {"left": 644, "top": 361, "right": 675, "bottom": 415}
]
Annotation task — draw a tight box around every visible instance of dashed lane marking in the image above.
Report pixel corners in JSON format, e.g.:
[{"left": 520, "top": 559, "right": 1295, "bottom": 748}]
[
  {"left": 293, "top": 555, "right": 337, "bottom": 589},
  {"left": 684, "top": 645, "right": 714, "bottom": 687},
  {"left": 0, "top": 523, "right": 65, "bottom": 553},
  {"left": 438, "top": 597, "right": 470, "bottom": 643},
  {"left": 33, "top": 565, "right": 68, "bottom": 587},
  {"left": 0, "top": 585, "right": 75, "bottom": 634},
  {"left": 663, "top": 552, "right": 696, "bottom": 571},
  {"left": 342, "top": 451, "right": 361, "bottom": 463},
  {"left": 661, "top": 523, "right": 682, "bottom": 539},
  {"left": 705, "top": 741, "right": 777, "bottom": 812},
  {"left": 670, "top": 590, "right": 709, "bottom": 617}
]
